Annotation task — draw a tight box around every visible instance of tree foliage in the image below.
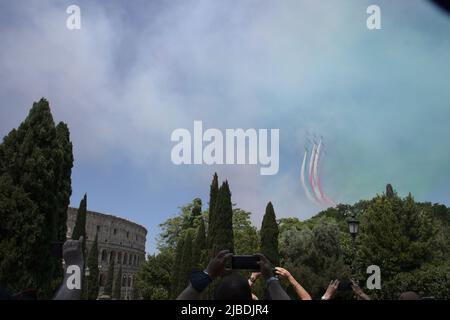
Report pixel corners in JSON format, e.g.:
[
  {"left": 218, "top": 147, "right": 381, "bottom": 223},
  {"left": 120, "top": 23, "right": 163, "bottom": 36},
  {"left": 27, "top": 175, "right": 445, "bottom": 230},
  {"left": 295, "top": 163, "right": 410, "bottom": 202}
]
[
  {"left": 0, "top": 98, "right": 73, "bottom": 298},
  {"left": 233, "top": 209, "right": 259, "bottom": 255},
  {"left": 279, "top": 218, "right": 349, "bottom": 299},
  {"left": 209, "top": 181, "right": 234, "bottom": 256},
  {"left": 260, "top": 202, "right": 279, "bottom": 266}
]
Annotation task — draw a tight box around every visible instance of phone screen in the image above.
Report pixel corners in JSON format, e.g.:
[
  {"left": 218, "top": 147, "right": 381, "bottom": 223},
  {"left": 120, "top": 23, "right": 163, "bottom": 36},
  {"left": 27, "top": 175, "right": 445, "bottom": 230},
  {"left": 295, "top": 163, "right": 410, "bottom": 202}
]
[
  {"left": 231, "top": 255, "right": 260, "bottom": 270},
  {"left": 338, "top": 280, "right": 352, "bottom": 291}
]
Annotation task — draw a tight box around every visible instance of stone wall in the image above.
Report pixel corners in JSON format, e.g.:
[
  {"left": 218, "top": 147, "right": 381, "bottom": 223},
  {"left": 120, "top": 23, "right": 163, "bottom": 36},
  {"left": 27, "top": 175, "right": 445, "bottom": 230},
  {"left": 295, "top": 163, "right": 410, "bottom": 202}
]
[{"left": 67, "top": 207, "right": 147, "bottom": 299}]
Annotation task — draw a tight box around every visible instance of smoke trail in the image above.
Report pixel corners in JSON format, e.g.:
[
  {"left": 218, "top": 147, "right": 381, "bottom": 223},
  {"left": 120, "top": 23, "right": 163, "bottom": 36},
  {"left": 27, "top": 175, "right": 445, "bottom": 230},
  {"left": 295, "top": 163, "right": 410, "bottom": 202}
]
[
  {"left": 308, "top": 143, "right": 318, "bottom": 202},
  {"left": 312, "top": 140, "right": 326, "bottom": 205},
  {"left": 314, "top": 139, "right": 336, "bottom": 207},
  {"left": 301, "top": 150, "right": 320, "bottom": 206}
]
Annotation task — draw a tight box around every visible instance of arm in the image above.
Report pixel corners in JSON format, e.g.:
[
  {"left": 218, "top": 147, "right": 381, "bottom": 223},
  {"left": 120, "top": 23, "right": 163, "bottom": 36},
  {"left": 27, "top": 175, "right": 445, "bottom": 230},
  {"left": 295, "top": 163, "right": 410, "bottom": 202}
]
[
  {"left": 351, "top": 279, "right": 371, "bottom": 300},
  {"left": 256, "top": 254, "right": 290, "bottom": 300},
  {"left": 275, "top": 267, "right": 311, "bottom": 300},
  {"left": 176, "top": 284, "right": 202, "bottom": 300},
  {"left": 177, "top": 250, "right": 232, "bottom": 300},
  {"left": 53, "top": 237, "right": 84, "bottom": 300},
  {"left": 248, "top": 272, "right": 261, "bottom": 288}
]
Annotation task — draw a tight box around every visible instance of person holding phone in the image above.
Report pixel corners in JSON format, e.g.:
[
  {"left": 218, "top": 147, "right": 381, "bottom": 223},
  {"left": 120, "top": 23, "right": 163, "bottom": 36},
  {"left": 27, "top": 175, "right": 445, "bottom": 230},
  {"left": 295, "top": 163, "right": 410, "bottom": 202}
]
[
  {"left": 274, "top": 267, "right": 312, "bottom": 300},
  {"left": 176, "top": 250, "right": 290, "bottom": 300}
]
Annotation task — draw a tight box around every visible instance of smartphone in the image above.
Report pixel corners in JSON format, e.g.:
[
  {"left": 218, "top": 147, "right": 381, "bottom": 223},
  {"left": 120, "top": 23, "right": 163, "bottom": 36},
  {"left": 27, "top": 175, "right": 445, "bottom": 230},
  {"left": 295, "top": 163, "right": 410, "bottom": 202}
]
[
  {"left": 231, "top": 255, "right": 260, "bottom": 270},
  {"left": 51, "top": 241, "right": 64, "bottom": 258},
  {"left": 338, "top": 280, "right": 352, "bottom": 291}
]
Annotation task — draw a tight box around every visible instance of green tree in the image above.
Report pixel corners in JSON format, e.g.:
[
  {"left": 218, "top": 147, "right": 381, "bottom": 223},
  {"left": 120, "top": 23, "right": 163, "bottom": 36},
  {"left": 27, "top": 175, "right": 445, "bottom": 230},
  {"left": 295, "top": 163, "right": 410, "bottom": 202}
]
[
  {"left": 356, "top": 190, "right": 440, "bottom": 299},
  {"left": 0, "top": 175, "right": 40, "bottom": 293},
  {"left": 207, "top": 173, "right": 219, "bottom": 249},
  {"left": 86, "top": 233, "right": 99, "bottom": 300},
  {"left": 177, "top": 230, "right": 195, "bottom": 295},
  {"left": 0, "top": 98, "right": 73, "bottom": 298},
  {"left": 134, "top": 252, "right": 173, "bottom": 300},
  {"left": 158, "top": 200, "right": 204, "bottom": 254},
  {"left": 233, "top": 208, "right": 259, "bottom": 255},
  {"left": 55, "top": 123, "right": 74, "bottom": 244},
  {"left": 260, "top": 202, "right": 279, "bottom": 265},
  {"left": 186, "top": 198, "right": 202, "bottom": 229},
  {"left": 210, "top": 181, "right": 234, "bottom": 256},
  {"left": 192, "top": 217, "right": 207, "bottom": 268},
  {"left": 279, "top": 218, "right": 349, "bottom": 299},
  {"left": 104, "top": 260, "right": 115, "bottom": 297},
  {"left": 71, "top": 194, "right": 87, "bottom": 254},
  {"left": 170, "top": 236, "right": 185, "bottom": 298},
  {"left": 113, "top": 265, "right": 122, "bottom": 300}
]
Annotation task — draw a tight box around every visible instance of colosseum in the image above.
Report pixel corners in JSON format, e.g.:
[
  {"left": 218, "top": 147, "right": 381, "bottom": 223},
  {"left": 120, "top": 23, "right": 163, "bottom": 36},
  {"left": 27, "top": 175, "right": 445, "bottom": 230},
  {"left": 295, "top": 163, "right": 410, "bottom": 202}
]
[{"left": 66, "top": 207, "right": 147, "bottom": 299}]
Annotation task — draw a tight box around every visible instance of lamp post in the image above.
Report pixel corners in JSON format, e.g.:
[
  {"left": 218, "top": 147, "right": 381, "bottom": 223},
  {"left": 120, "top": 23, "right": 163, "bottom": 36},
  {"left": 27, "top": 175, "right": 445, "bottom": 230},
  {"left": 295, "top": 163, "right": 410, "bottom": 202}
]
[
  {"left": 85, "top": 266, "right": 90, "bottom": 300},
  {"left": 347, "top": 213, "right": 360, "bottom": 241},
  {"left": 347, "top": 212, "right": 360, "bottom": 276}
]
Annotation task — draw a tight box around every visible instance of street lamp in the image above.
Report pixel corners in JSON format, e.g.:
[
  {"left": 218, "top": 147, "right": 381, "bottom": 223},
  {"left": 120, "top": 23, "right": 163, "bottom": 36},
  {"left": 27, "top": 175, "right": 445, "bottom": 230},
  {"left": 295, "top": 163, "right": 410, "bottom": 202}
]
[
  {"left": 347, "top": 212, "right": 360, "bottom": 276},
  {"left": 347, "top": 213, "right": 359, "bottom": 240},
  {"left": 85, "top": 266, "right": 90, "bottom": 299}
]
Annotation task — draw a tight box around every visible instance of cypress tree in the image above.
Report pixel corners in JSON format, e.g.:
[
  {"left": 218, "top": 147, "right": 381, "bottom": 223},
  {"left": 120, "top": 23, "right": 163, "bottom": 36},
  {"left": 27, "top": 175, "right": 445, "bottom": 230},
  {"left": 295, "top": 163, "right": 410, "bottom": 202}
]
[
  {"left": 177, "top": 230, "right": 195, "bottom": 295},
  {"left": 260, "top": 202, "right": 279, "bottom": 266},
  {"left": 72, "top": 194, "right": 87, "bottom": 255},
  {"left": 211, "top": 181, "right": 234, "bottom": 256},
  {"left": 104, "top": 259, "right": 115, "bottom": 297},
  {"left": 207, "top": 173, "right": 219, "bottom": 249},
  {"left": 0, "top": 175, "right": 40, "bottom": 293},
  {"left": 0, "top": 98, "right": 73, "bottom": 298},
  {"left": 170, "top": 236, "right": 185, "bottom": 298},
  {"left": 55, "top": 123, "right": 74, "bottom": 242},
  {"left": 113, "top": 265, "right": 122, "bottom": 300},
  {"left": 192, "top": 218, "right": 207, "bottom": 268},
  {"left": 86, "top": 233, "right": 100, "bottom": 300},
  {"left": 386, "top": 184, "right": 395, "bottom": 198}
]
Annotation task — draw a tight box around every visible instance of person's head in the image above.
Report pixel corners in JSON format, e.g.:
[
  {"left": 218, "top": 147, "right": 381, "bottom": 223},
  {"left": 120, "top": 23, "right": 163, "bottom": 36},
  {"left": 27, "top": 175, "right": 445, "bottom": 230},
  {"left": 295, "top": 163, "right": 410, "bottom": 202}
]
[
  {"left": 399, "top": 291, "right": 421, "bottom": 300},
  {"left": 213, "top": 273, "right": 252, "bottom": 300}
]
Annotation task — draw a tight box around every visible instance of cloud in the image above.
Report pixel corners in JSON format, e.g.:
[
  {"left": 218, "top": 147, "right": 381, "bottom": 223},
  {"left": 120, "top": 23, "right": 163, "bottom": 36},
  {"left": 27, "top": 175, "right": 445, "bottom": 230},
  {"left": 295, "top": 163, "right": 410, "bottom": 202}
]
[{"left": 1, "top": 0, "right": 450, "bottom": 252}]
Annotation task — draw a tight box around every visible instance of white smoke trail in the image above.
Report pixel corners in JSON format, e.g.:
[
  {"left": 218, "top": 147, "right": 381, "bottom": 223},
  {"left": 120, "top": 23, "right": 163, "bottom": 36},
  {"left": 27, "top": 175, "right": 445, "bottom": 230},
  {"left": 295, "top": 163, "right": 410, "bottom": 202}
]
[
  {"left": 314, "top": 139, "right": 336, "bottom": 207},
  {"left": 308, "top": 143, "right": 318, "bottom": 202},
  {"left": 312, "top": 140, "right": 326, "bottom": 205},
  {"left": 301, "top": 150, "right": 321, "bottom": 206}
]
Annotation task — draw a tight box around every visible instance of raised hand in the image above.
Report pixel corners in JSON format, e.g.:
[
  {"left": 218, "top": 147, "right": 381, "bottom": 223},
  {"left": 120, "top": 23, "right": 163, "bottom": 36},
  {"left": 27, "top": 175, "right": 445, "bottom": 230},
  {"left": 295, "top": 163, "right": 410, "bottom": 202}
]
[
  {"left": 205, "top": 250, "right": 233, "bottom": 280},
  {"left": 274, "top": 267, "right": 292, "bottom": 279},
  {"left": 53, "top": 237, "right": 84, "bottom": 300},
  {"left": 351, "top": 279, "right": 371, "bottom": 300},
  {"left": 255, "top": 254, "right": 274, "bottom": 279},
  {"left": 322, "top": 279, "right": 339, "bottom": 300}
]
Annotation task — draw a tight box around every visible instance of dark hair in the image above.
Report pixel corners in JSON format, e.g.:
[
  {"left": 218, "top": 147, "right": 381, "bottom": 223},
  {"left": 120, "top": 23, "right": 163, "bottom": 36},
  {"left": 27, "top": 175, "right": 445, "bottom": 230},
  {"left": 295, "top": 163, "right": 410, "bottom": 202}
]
[
  {"left": 398, "top": 291, "right": 421, "bottom": 300},
  {"left": 213, "top": 273, "right": 252, "bottom": 300}
]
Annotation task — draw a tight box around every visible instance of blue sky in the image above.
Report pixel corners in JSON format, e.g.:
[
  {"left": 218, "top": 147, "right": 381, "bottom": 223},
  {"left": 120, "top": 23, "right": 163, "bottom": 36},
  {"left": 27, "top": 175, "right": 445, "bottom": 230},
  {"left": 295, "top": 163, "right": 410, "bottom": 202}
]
[{"left": 1, "top": 0, "right": 450, "bottom": 253}]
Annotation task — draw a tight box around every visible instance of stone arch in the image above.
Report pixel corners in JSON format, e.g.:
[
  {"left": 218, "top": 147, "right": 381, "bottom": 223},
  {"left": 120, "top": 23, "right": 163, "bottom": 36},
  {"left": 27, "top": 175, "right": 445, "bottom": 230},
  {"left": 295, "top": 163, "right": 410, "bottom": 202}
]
[
  {"left": 101, "top": 249, "right": 108, "bottom": 262},
  {"left": 99, "top": 272, "right": 105, "bottom": 287},
  {"left": 123, "top": 252, "right": 128, "bottom": 265},
  {"left": 122, "top": 274, "right": 127, "bottom": 287},
  {"left": 117, "top": 252, "right": 122, "bottom": 265},
  {"left": 128, "top": 254, "right": 132, "bottom": 265},
  {"left": 109, "top": 251, "right": 115, "bottom": 264}
]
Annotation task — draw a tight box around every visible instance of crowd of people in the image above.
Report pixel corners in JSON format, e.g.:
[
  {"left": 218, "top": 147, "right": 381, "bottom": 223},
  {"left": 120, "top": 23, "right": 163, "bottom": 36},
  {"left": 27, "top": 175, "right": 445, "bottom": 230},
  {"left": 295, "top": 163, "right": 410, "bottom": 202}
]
[
  {"left": 177, "top": 250, "right": 423, "bottom": 301},
  {"left": 1, "top": 240, "right": 425, "bottom": 300}
]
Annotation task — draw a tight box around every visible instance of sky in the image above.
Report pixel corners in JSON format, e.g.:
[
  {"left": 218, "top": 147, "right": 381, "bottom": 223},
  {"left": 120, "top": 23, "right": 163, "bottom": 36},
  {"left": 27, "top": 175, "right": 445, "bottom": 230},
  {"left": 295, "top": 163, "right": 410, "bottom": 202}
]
[{"left": 1, "top": 0, "right": 450, "bottom": 254}]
